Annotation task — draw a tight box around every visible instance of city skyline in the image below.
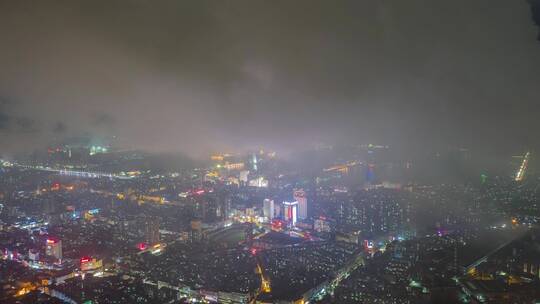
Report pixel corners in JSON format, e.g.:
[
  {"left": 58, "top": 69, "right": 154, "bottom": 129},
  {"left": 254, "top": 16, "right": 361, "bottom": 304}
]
[{"left": 1, "top": 1, "right": 540, "bottom": 304}]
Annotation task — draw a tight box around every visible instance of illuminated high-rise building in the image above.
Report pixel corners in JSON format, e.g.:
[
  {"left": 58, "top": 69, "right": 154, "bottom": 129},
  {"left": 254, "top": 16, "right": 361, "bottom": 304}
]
[
  {"left": 43, "top": 198, "right": 55, "bottom": 215},
  {"left": 294, "top": 189, "right": 307, "bottom": 220},
  {"left": 144, "top": 217, "right": 160, "bottom": 245},
  {"left": 282, "top": 201, "right": 298, "bottom": 226},
  {"left": 263, "top": 199, "right": 275, "bottom": 221},
  {"left": 366, "top": 164, "right": 375, "bottom": 183},
  {"left": 239, "top": 170, "right": 249, "bottom": 184},
  {"left": 45, "top": 237, "right": 62, "bottom": 261},
  {"left": 191, "top": 219, "right": 202, "bottom": 242},
  {"left": 218, "top": 194, "right": 232, "bottom": 220},
  {"left": 251, "top": 153, "right": 258, "bottom": 171}
]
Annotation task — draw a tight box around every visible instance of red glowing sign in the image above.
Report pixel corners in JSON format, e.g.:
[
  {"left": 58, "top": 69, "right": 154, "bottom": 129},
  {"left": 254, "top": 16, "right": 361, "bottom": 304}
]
[
  {"left": 137, "top": 242, "right": 148, "bottom": 251},
  {"left": 271, "top": 219, "right": 282, "bottom": 227},
  {"left": 193, "top": 189, "right": 205, "bottom": 195},
  {"left": 46, "top": 239, "right": 57, "bottom": 244},
  {"left": 80, "top": 257, "right": 91, "bottom": 263},
  {"left": 250, "top": 248, "right": 257, "bottom": 255}
]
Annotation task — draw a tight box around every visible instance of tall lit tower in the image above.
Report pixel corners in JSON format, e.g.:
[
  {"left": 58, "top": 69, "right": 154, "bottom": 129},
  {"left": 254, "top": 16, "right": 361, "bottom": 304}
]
[
  {"left": 221, "top": 194, "right": 232, "bottom": 220},
  {"left": 251, "top": 153, "right": 258, "bottom": 171},
  {"left": 366, "top": 164, "right": 375, "bottom": 183},
  {"left": 282, "top": 201, "right": 298, "bottom": 226},
  {"left": 263, "top": 199, "right": 275, "bottom": 221},
  {"left": 45, "top": 237, "right": 62, "bottom": 261},
  {"left": 294, "top": 189, "right": 308, "bottom": 220},
  {"left": 191, "top": 219, "right": 202, "bottom": 242},
  {"left": 144, "top": 217, "right": 160, "bottom": 245}
]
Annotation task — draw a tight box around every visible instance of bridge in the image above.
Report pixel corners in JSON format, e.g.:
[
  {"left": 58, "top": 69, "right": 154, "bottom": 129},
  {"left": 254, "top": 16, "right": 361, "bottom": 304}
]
[
  {"left": 515, "top": 151, "right": 530, "bottom": 182},
  {"left": 324, "top": 161, "right": 361, "bottom": 174},
  {"left": 465, "top": 233, "right": 524, "bottom": 275},
  {"left": 11, "top": 162, "right": 134, "bottom": 180}
]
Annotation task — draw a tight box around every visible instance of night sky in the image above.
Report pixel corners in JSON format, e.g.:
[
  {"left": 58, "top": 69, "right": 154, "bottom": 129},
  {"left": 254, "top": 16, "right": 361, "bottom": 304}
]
[{"left": 1, "top": 0, "right": 539, "bottom": 157}]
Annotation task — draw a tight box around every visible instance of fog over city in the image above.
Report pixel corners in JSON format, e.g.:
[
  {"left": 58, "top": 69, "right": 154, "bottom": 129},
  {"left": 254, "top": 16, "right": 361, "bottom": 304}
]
[
  {"left": 2, "top": 2, "right": 540, "bottom": 304},
  {"left": 1, "top": 0, "right": 540, "bottom": 157}
]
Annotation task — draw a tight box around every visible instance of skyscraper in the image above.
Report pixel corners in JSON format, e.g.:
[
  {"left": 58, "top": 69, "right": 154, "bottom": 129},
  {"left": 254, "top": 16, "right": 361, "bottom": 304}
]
[
  {"left": 283, "top": 201, "right": 298, "bottom": 226},
  {"left": 294, "top": 189, "right": 307, "bottom": 220},
  {"left": 251, "top": 153, "right": 258, "bottom": 171},
  {"left": 263, "top": 199, "right": 275, "bottom": 221},
  {"left": 144, "top": 217, "right": 160, "bottom": 245},
  {"left": 366, "top": 164, "right": 376, "bottom": 183},
  {"left": 43, "top": 198, "right": 55, "bottom": 215},
  {"left": 45, "top": 237, "right": 62, "bottom": 261},
  {"left": 218, "top": 193, "right": 232, "bottom": 220},
  {"left": 191, "top": 219, "right": 202, "bottom": 242},
  {"left": 239, "top": 170, "right": 249, "bottom": 184}
]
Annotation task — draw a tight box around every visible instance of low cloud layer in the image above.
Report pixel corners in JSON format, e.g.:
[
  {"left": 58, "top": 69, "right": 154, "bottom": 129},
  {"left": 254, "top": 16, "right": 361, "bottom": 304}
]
[{"left": 1, "top": 1, "right": 540, "bottom": 158}]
